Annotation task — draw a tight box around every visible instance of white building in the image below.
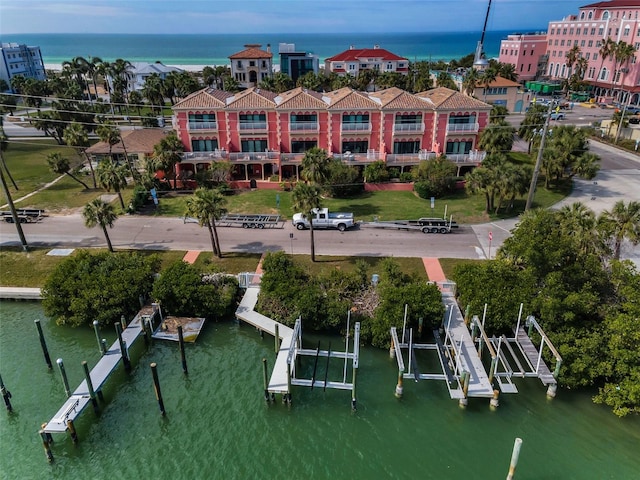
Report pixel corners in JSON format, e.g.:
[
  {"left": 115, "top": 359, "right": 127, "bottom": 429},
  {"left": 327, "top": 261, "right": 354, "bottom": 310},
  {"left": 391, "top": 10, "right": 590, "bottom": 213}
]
[
  {"left": 128, "top": 62, "right": 184, "bottom": 91},
  {"left": 0, "top": 43, "right": 46, "bottom": 90},
  {"left": 229, "top": 44, "right": 273, "bottom": 89}
]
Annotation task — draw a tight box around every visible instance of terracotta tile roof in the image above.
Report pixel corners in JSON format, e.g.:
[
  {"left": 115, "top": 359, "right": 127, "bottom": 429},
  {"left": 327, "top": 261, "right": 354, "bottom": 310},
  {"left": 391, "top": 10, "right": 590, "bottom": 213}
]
[
  {"left": 229, "top": 46, "right": 272, "bottom": 59},
  {"left": 227, "top": 87, "right": 277, "bottom": 109},
  {"left": 486, "top": 76, "right": 521, "bottom": 88},
  {"left": 416, "top": 87, "right": 491, "bottom": 110},
  {"left": 275, "top": 87, "right": 328, "bottom": 110},
  {"left": 368, "top": 87, "right": 434, "bottom": 110},
  {"left": 581, "top": 0, "right": 640, "bottom": 8},
  {"left": 86, "top": 129, "right": 168, "bottom": 155},
  {"left": 324, "top": 88, "right": 380, "bottom": 110},
  {"left": 326, "top": 47, "right": 407, "bottom": 62},
  {"left": 173, "top": 87, "right": 233, "bottom": 109}
]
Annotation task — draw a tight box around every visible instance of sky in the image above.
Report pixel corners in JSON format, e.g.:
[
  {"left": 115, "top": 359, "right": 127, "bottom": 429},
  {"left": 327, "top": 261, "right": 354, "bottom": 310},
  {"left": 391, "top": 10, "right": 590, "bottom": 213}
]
[{"left": 1, "top": 0, "right": 588, "bottom": 35}]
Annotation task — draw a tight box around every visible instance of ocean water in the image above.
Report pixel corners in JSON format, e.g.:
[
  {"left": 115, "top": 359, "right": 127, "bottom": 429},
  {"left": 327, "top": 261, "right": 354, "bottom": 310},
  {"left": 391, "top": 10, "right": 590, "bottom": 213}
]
[
  {"left": 1, "top": 301, "right": 639, "bottom": 479},
  {"left": 0, "top": 32, "right": 511, "bottom": 66}
]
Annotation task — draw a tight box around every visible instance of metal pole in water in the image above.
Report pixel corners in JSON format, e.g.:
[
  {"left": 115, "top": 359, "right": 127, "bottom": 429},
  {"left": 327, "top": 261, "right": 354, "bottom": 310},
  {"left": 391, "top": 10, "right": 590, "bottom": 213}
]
[
  {"left": 344, "top": 311, "right": 350, "bottom": 382},
  {"left": 115, "top": 322, "right": 131, "bottom": 372},
  {"left": 351, "top": 360, "right": 357, "bottom": 411},
  {"left": 81, "top": 361, "right": 99, "bottom": 414},
  {"left": 274, "top": 324, "right": 280, "bottom": 354},
  {"left": 506, "top": 437, "right": 523, "bottom": 480},
  {"left": 120, "top": 314, "right": 127, "bottom": 329},
  {"left": 101, "top": 338, "right": 108, "bottom": 355},
  {"left": 177, "top": 326, "right": 188, "bottom": 375},
  {"left": 93, "top": 320, "right": 103, "bottom": 355},
  {"left": 0, "top": 373, "right": 13, "bottom": 412},
  {"left": 262, "top": 358, "right": 270, "bottom": 402},
  {"left": 67, "top": 419, "right": 78, "bottom": 444},
  {"left": 395, "top": 368, "right": 404, "bottom": 398},
  {"left": 35, "top": 320, "right": 53, "bottom": 369},
  {"left": 150, "top": 363, "right": 165, "bottom": 415},
  {"left": 401, "top": 304, "right": 408, "bottom": 343},
  {"left": 39, "top": 429, "right": 54, "bottom": 462},
  {"left": 459, "top": 371, "right": 470, "bottom": 408},
  {"left": 56, "top": 358, "right": 71, "bottom": 397}
]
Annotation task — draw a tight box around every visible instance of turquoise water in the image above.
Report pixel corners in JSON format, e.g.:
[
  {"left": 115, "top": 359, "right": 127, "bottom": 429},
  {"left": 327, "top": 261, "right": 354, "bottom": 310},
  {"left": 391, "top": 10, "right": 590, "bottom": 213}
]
[
  {"left": 1, "top": 301, "right": 639, "bottom": 479},
  {"left": 0, "top": 32, "right": 507, "bottom": 66}
]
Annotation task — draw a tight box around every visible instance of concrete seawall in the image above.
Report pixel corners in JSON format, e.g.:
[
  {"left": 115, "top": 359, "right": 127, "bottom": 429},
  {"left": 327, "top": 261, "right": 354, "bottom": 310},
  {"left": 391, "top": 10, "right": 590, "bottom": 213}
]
[{"left": 0, "top": 287, "right": 42, "bottom": 300}]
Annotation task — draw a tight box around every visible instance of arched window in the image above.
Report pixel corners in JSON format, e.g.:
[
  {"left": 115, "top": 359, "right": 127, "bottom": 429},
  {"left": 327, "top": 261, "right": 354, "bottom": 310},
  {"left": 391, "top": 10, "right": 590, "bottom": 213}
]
[
  {"left": 600, "top": 67, "right": 608, "bottom": 81},
  {"left": 588, "top": 11, "right": 593, "bottom": 20},
  {"left": 548, "top": 63, "right": 554, "bottom": 76},
  {"left": 602, "top": 10, "right": 609, "bottom": 20}
]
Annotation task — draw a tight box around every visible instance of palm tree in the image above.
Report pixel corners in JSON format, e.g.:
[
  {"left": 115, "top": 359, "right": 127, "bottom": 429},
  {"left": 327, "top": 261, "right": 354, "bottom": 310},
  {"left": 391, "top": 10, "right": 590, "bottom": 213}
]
[
  {"left": 611, "top": 41, "right": 636, "bottom": 101},
  {"left": 598, "top": 37, "right": 616, "bottom": 86},
  {"left": 83, "top": 198, "right": 117, "bottom": 252},
  {"left": 185, "top": 188, "right": 228, "bottom": 258},
  {"left": 565, "top": 45, "right": 581, "bottom": 76},
  {"left": 63, "top": 122, "right": 96, "bottom": 188},
  {"left": 599, "top": 200, "right": 640, "bottom": 260},
  {"left": 97, "top": 159, "right": 128, "bottom": 210},
  {"left": 558, "top": 202, "right": 600, "bottom": 255},
  {"left": 46, "top": 152, "right": 89, "bottom": 189},
  {"left": 291, "top": 182, "right": 322, "bottom": 262},
  {"left": 96, "top": 122, "right": 135, "bottom": 178},
  {"left": 478, "top": 120, "right": 515, "bottom": 154},
  {"left": 300, "top": 147, "right": 331, "bottom": 185},
  {"left": 479, "top": 67, "right": 498, "bottom": 102},
  {"left": 150, "top": 132, "right": 184, "bottom": 189},
  {"left": 141, "top": 73, "right": 165, "bottom": 113},
  {"left": 462, "top": 68, "right": 480, "bottom": 97}
]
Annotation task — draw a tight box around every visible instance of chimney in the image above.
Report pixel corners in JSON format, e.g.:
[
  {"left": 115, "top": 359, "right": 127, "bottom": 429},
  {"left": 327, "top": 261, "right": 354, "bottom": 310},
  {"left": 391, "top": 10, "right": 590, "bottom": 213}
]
[
  {"left": 374, "top": 44, "right": 379, "bottom": 49},
  {"left": 350, "top": 45, "right": 355, "bottom": 50},
  {"left": 267, "top": 44, "right": 271, "bottom": 53}
]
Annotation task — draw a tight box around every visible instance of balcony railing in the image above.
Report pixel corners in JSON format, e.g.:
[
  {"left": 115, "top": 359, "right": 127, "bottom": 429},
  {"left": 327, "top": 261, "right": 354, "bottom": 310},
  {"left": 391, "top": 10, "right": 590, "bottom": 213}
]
[
  {"left": 341, "top": 122, "right": 371, "bottom": 132},
  {"left": 280, "top": 153, "right": 304, "bottom": 164},
  {"left": 239, "top": 121, "right": 267, "bottom": 131},
  {"left": 386, "top": 151, "right": 436, "bottom": 164},
  {"left": 446, "top": 123, "right": 479, "bottom": 133},
  {"left": 392, "top": 123, "right": 424, "bottom": 133},
  {"left": 445, "top": 150, "right": 486, "bottom": 164},
  {"left": 333, "top": 150, "right": 380, "bottom": 163},
  {"left": 188, "top": 121, "right": 217, "bottom": 130},
  {"left": 228, "top": 152, "right": 280, "bottom": 162},
  {"left": 181, "top": 150, "right": 228, "bottom": 161},
  {"left": 289, "top": 121, "right": 319, "bottom": 131}
]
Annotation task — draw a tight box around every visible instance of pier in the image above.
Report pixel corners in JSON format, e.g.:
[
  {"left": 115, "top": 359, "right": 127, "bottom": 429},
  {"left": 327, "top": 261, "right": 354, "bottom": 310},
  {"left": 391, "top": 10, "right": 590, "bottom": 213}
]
[
  {"left": 0, "top": 287, "right": 42, "bottom": 300},
  {"left": 42, "top": 307, "right": 158, "bottom": 434}
]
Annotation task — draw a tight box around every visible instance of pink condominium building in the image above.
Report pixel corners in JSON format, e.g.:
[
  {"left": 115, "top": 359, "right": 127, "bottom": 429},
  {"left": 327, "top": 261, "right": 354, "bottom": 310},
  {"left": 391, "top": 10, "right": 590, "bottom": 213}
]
[{"left": 499, "top": 0, "right": 640, "bottom": 105}]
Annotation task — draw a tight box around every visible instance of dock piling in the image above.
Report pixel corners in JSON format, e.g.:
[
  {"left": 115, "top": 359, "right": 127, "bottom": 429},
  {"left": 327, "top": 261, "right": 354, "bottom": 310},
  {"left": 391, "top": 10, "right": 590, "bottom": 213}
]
[
  {"left": 101, "top": 338, "right": 108, "bottom": 355},
  {"left": 389, "top": 337, "right": 395, "bottom": 359},
  {"left": 506, "top": 437, "right": 523, "bottom": 480},
  {"left": 490, "top": 389, "right": 500, "bottom": 410},
  {"left": 177, "top": 326, "right": 188, "bottom": 375},
  {"left": 56, "top": 358, "right": 71, "bottom": 398},
  {"left": 274, "top": 324, "right": 280, "bottom": 354},
  {"left": 41, "top": 423, "right": 53, "bottom": 444},
  {"left": 120, "top": 314, "right": 127, "bottom": 329},
  {"left": 92, "top": 320, "right": 103, "bottom": 355},
  {"left": 262, "top": 358, "right": 270, "bottom": 402},
  {"left": 115, "top": 322, "right": 131, "bottom": 372},
  {"left": 150, "top": 362, "right": 165, "bottom": 415},
  {"left": 82, "top": 361, "right": 99, "bottom": 414},
  {"left": 35, "top": 319, "right": 53, "bottom": 369},
  {"left": 39, "top": 429, "right": 54, "bottom": 462},
  {"left": 395, "top": 368, "right": 404, "bottom": 398},
  {"left": 67, "top": 419, "right": 78, "bottom": 444},
  {"left": 0, "top": 373, "right": 13, "bottom": 412},
  {"left": 351, "top": 360, "right": 357, "bottom": 411},
  {"left": 546, "top": 384, "right": 557, "bottom": 398},
  {"left": 459, "top": 371, "right": 470, "bottom": 408}
]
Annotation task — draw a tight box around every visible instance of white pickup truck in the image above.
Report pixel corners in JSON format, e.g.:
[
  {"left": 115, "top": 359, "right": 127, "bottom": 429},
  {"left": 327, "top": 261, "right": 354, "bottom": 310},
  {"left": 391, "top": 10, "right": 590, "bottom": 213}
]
[{"left": 292, "top": 208, "right": 355, "bottom": 231}]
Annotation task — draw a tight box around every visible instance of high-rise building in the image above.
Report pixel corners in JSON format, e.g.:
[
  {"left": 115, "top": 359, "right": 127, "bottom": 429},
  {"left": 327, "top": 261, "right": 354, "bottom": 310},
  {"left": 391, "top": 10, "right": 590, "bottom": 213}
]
[
  {"left": 278, "top": 43, "right": 319, "bottom": 82},
  {"left": 0, "top": 42, "right": 46, "bottom": 90}
]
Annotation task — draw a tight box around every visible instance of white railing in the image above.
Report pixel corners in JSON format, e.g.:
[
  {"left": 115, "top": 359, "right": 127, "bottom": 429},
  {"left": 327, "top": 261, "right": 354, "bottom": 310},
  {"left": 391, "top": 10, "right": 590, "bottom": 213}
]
[
  {"left": 188, "top": 121, "right": 217, "bottom": 130},
  {"left": 239, "top": 122, "right": 267, "bottom": 130},
  {"left": 446, "top": 123, "right": 479, "bottom": 133},
  {"left": 181, "top": 150, "right": 228, "bottom": 161},
  {"left": 289, "top": 121, "right": 318, "bottom": 131},
  {"left": 393, "top": 123, "right": 424, "bottom": 133},
  {"left": 228, "top": 152, "right": 280, "bottom": 161},
  {"left": 341, "top": 122, "right": 371, "bottom": 132}
]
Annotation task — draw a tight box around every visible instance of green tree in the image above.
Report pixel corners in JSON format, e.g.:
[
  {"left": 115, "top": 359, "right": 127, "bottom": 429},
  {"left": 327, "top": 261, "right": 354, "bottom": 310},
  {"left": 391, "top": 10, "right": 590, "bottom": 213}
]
[
  {"left": 436, "top": 72, "right": 457, "bottom": 90},
  {"left": 291, "top": 182, "right": 322, "bottom": 262},
  {"left": 301, "top": 147, "right": 331, "bottom": 185},
  {"left": 363, "top": 161, "right": 390, "bottom": 183},
  {"left": 598, "top": 200, "right": 640, "bottom": 260},
  {"left": 185, "top": 187, "right": 228, "bottom": 258},
  {"left": 478, "top": 120, "right": 515, "bottom": 154},
  {"left": 97, "top": 159, "right": 128, "bottom": 210},
  {"left": 42, "top": 251, "right": 159, "bottom": 327},
  {"left": 63, "top": 122, "right": 96, "bottom": 188},
  {"left": 412, "top": 155, "right": 457, "bottom": 198},
  {"left": 83, "top": 198, "right": 118, "bottom": 252},
  {"left": 518, "top": 104, "right": 547, "bottom": 154},
  {"left": 46, "top": 152, "right": 89, "bottom": 189},
  {"left": 462, "top": 68, "right": 480, "bottom": 96},
  {"left": 150, "top": 131, "right": 184, "bottom": 189}
]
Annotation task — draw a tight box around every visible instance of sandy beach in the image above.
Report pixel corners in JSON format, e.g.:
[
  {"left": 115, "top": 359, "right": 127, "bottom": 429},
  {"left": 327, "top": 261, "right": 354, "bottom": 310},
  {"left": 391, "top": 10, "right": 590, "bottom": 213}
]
[{"left": 45, "top": 63, "right": 214, "bottom": 73}]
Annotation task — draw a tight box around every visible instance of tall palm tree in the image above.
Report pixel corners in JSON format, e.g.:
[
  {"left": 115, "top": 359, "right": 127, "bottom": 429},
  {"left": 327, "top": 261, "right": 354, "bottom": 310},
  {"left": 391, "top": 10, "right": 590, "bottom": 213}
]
[
  {"left": 83, "top": 198, "right": 117, "bottom": 252},
  {"left": 291, "top": 182, "right": 322, "bottom": 262},
  {"left": 63, "top": 122, "right": 96, "bottom": 188},
  {"left": 598, "top": 37, "right": 616, "bottom": 86},
  {"left": 599, "top": 200, "right": 640, "bottom": 260},
  {"left": 97, "top": 159, "right": 128, "bottom": 210},
  {"left": 612, "top": 41, "right": 636, "bottom": 100},
  {"left": 141, "top": 73, "right": 165, "bottom": 113},
  {"left": 565, "top": 45, "right": 581, "bottom": 76},
  {"left": 150, "top": 132, "right": 184, "bottom": 189},
  {"left": 185, "top": 188, "right": 228, "bottom": 258},
  {"left": 46, "top": 152, "right": 89, "bottom": 189},
  {"left": 477, "top": 120, "right": 515, "bottom": 154},
  {"left": 462, "top": 68, "right": 480, "bottom": 97},
  {"left": 96, "top": 122, "right": 136, "bottom": 178},
  {"left": 0, "top": 148, "right": 28, "bottom": 251},
  {"left": 479, "top": 66, "right": 498, "bottom": 102},
  {"left": 558, "top": 202, "right": 601, "bottom": 255},
  {"left": 300, "top": 147, "right": 331, "bottom": 185}
]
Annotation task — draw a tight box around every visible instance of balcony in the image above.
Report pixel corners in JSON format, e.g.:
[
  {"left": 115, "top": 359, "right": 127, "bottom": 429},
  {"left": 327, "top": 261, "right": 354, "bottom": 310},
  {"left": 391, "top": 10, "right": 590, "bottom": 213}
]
[
  {"left": 280, "top": 153, "right": 304, "bottom": 164},
  {"left": 333, "top": 150, "right": 381, "bottom": 163},
  {"left": 446, "top": 123, "right": 479, "bottom": 134},
  {"left": 188, "top": 121, "right": 217, "bottom": 131},
  {"left": 445, "top": 150, "right": 486, "bottom": 164},
  {"left": 386, "top": 151, "right": 436, "bottom": 165},
  {"left": 181, "top": 150, "right": 229, "bottom": 161},
  {"left": 341, "top": 122, "right": 372, "bottom": 133},
  {"left": 289, "top": 121, "right": 319, "bottom": 132},
  {"left": 239, "top": 121, "right": 267, "bottom": 132},
  {"left": 392, "top": 123, "right": 424, "bottom": 134},
  {"left": 228, "top": 152, "right": 280, "bottom": 162}
]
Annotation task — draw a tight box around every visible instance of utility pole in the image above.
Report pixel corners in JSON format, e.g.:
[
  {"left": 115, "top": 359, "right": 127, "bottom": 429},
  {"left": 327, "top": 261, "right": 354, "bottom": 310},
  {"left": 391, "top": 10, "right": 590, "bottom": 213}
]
[{"left": 525, "top": 103, "right": 554, "bottom": 211}]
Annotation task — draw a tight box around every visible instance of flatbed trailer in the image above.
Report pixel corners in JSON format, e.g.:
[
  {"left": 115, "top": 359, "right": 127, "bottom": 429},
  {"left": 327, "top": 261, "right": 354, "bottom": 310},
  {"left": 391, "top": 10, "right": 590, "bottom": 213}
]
[
  {"left": 362, "top": 216, "right": 459, "bottom": 234},
  {"left": 0, "top": 209, "right": 46, "bottom": 223},
  {"left": 216, "top": 213, "right": 284, "bottom": 229}
]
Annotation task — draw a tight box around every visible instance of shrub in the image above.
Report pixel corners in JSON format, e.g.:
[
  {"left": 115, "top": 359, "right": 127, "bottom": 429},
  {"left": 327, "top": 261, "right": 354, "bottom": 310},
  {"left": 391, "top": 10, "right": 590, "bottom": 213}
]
[{"left": 364, "top": 161, "right": 390, "bottom": 183}]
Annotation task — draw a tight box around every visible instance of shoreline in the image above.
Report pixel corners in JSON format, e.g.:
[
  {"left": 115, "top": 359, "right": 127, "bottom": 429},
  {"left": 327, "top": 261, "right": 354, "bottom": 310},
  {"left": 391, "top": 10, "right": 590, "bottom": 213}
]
[{"left": 44, "top": 63, "right": 215, "bottom": 73}]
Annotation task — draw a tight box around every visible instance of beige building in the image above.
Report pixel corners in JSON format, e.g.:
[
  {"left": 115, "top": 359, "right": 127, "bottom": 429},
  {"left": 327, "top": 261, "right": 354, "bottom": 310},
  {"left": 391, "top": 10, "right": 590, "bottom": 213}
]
[
  {"left": 472, "top": 76, "right": 529, "bottom": 113},
  {"left": 229, "top": 44, "right": 273, "bottom": 90}
]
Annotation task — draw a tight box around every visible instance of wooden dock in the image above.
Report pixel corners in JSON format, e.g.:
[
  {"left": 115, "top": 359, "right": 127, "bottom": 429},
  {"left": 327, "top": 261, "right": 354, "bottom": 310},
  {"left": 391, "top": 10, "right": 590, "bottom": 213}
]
[
  {"left": 43, "top": 315, "right": 144, "bottom": 434},
  {"left": 235, "top": 287, "right": 294, "bottom": 393},
  {"left": 441, "top": 294, "right": 494, "bottom": 398},
  {"left": 515, "top": 327, "right": 557, "bottom": 386}
]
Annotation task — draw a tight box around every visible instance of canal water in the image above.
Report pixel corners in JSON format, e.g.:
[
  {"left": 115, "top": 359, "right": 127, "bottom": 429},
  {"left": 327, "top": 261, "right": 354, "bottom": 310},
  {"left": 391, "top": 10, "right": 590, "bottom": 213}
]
[{"left": 1, "top": 301, "right": 638, "bottom": 479}]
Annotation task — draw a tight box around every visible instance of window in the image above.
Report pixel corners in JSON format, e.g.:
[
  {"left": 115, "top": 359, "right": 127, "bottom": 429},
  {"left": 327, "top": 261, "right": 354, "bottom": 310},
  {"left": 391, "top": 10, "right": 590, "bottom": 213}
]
[
  {"left": 523, "top": 50, "right": 526, "bottom": 56},
  {"left": 591, "top": 28, "right": 596, "bottom": 35},
  {"left": 563, "top": 28, "right": 567, "bottom": 35},
  {"left": 593, "top": 53, "right": 598, "bottom": 60},
  {"left": 598, "top": 27, "right": 604, "bottom": 36},
  {"left": 586, "top": 53, "right": 590, "bottom": 60},
  {"left": 615, "top": 28, "right": 619, "bottom": 35},
  {"left": 392, "top": 141, "right": 420, "bottom": 154},
  {"left": 342, "top": 114, "right": 369, "bottom": 124},
  {"left": 241, "top": 139, "right": 268, "bottom": 152},
  {"left": 570, "top": 28, "right": 574, "bottom": 35},
  {"left": 291, "top": 140, "right": 317, "bottom": 153},
  {"left": 527, "top": 64, "right": 532, "bottom": 72},
  {"left": 188, "top": 113, "right": 216, "bottom": 129},
  {"left": 603, "top": 11, "right": 609, "bottom": 20},
  {"left": 386, "top": 62, "right": 393, "bottom": 70},
  {"left": 249, "top": 61, "right": 255, "bottom": 67},
  {"left": 560, "top": 40, "right": 565, "bottom": 46},
  {"left": 588, "top": 40, "right": 593, "bottom": 47},
  {"left": 576, "top": 28, "right": 581, "bottom": 35},
  {"left": 581, "top": 40, "right": 586, "bottom": 47},
  {"left": 237, "top": 61, "right": 243, "bottom": 68},
  {"left": 341, "top": 140, "right": 368, "bottom": 153},
  {"left": 191, "top": 138, "right": 219, "bottom": 151},
  {"left": 446, "top": 140, "right": 472, "bottom": 155},
  {"left": 588, "top": 12, "right": 592, "bottom": 20},
  {"left": 262, "top": 61, "right": 267, "bottom": 68},
  {"left": 348, "top": 63, "right": 356, "bottom": 71},
  {"left": 580, "top": 12, "right": 585, "bottom": 20},
  {"left": 551, "top": 28, "right": 555, "bottom": 34}
]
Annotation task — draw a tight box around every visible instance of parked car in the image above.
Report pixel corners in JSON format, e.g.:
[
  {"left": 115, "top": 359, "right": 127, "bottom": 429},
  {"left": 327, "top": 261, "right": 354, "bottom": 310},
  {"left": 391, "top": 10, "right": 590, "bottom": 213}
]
[
  {"left": 625, "top": 105, "right": 640, "bottom": 115},
  {"left": 628, "top": 116, "right": 640, "bottom": 125},
  {"left": 549, "top": 112, "right": 565, "bottom": 121}
]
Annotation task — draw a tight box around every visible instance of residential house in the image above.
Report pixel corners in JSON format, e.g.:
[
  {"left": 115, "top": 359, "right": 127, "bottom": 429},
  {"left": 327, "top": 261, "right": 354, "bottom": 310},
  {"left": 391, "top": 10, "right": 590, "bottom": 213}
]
[
  {"left": 85, "top": 129, "right": 169, "bottom": 170},
  {"left": 128, "top": 62, "right": 184, "bottom": 91},
  {"left": 279, "top": 43, "right": 319, "bottom": 82},
  {"left": 0, "top": 42, "right": 46, "bottom": 90},
  {"left": 473, "top": 76, "right": 529, "bottom": 113},
  {"left": 324, "top": 45, "right": 409, "bottom": 79},
  {"left": 171, "top": 86, "right": 490, "bottom": 182},
  {"left": 229, "top": 44, "right": 273, "bottom": 90}
]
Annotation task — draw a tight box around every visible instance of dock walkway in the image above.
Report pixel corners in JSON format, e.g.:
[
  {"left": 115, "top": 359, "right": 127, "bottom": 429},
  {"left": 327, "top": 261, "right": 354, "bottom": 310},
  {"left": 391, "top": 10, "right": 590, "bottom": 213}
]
[
  {"left": 515, "top": 327, "right": 557, "bottom": 386},
  {"left": 0, "top": 286, "right": 42, "bottom": 300},
  {"left": 442, "top": 293, "right": 494, "bottom": 398},
  {"left": 235, "top": 287, "right": 293, "bottom": 393},
  {"left": 44, "top": 316, "right": 144, "bottom": 433}
]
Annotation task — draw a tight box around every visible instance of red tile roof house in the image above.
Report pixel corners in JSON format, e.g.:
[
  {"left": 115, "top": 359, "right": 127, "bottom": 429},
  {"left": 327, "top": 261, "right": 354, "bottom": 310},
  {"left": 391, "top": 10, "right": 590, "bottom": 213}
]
[
  {"left": 229, "top": 44, "right": 274, "bottom": 90},
  {"left": 85, "top": 129, "right": 169, "bottom": 170},
  {"left": 171, "top": 85, "right": 491, "bottom": 190},
  {"left": 324, "top": 45, "right": 410, "bottom": 87}
]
